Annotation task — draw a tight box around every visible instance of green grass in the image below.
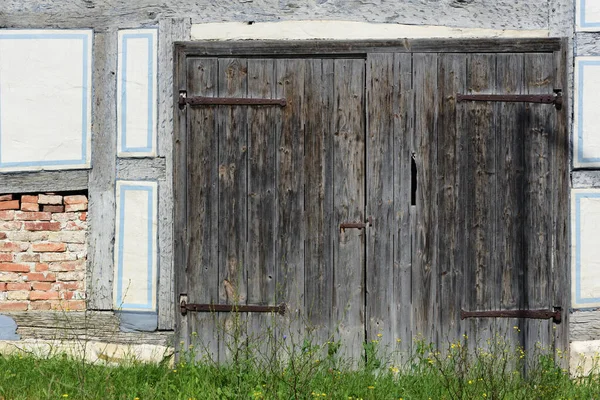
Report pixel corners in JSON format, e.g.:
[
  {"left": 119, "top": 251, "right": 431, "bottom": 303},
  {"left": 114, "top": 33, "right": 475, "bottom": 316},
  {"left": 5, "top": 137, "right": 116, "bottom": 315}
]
[{"left": 2, "top": 338, "right": 600, "bottom": 400}]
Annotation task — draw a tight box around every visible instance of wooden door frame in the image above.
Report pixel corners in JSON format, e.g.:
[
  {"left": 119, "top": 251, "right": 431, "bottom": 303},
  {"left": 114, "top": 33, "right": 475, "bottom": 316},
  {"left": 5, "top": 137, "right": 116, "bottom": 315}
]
[{"left": 172, "top": 38, "right": 569, "bottom": 358}]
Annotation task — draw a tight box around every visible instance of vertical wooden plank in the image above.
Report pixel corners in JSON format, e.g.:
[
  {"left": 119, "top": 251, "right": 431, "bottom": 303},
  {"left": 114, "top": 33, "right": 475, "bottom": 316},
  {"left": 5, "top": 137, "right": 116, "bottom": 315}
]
[
  {"left": 247, "top": 58, "right": 277, "bottom": 348},
  {"left": 185, "top": 57, "right": 219, "bottom": 361},
  {"left": 523, "top": 53, "right": 554, "bottom": 358},
  {"left": 88, "top": 30, "right": 117, "bottom": 310},
  {"left": 553, "top": 43, "right": 569, "bottom": 368},
  {"left": 275, "top": 59, "right": 306, "bottom": 340},
  {"left": 464, "top": 54, "right": 497, "bottom": 345},
  {"left": 304, "top": 58, "right": 335, "bottom": 346},
  {"left": 437, "top": 53, "right": 466, "bottom": 345},
  {"left": 157, "top": 18, "right": 190, "bottom": 330},
  {"left": 366, "top": 53, "right": 395, "bottom": 350},
  {"left": 393, "top": 53, "right": 414, "bottom": 358},
  {"left": 217, "top": 58, "right": 248, "bottom": 362},
  {"left": 332, "top": 58, "right": 365, "bottom": 363},
  {"left": 412, "top": 53, "right": 439, "bottom": 347},
  {"left": 495, "top": 53, "right": 525, "bottom": 348}
]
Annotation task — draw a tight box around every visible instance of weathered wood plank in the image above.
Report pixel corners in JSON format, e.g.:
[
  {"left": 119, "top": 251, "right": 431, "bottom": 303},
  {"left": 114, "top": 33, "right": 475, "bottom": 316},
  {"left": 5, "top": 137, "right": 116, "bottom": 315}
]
[
  {"left": 437, "top": 53, "right": 466, "bottom": 345},
  {"left": 570, "top": 311, "right": 600, "bottom": 342},
  {"left": 275, "top": 59, "right": 306, "bottom": 342},
  {"left": 116, "top": 158, "right": 166, "bottom": 180},
  {"left": 575, "top": 33, "right": 600, "bottom": 56},
  {"left": 87, "top": 30, "right": 118, "bottom": 310},
  {"left": 331, "top": 58, "right": 365, "bottom": 363},
  {"left": 412, "top": 53, "right": 439, "bottom": 346},
  {"left": 158, "top": 18, "right": 190, "bottom": 330},
  {"left": 366, "top": 53, "right": 396, "bottom": 350},
  {"left": 246, "top": 59, "right": 278, "bottom": 348},
  {"left": 0, "top": 1, "right": 550, "bottom": 31},
  {"left": 303, "top": 58, "right": 335, "bottom": 346},
  {"left": 185, "top": 57, "right": 220, "bottom": 360},
  {"left": 0, "top": 170, "right": 89, "bottom": 194},
  {"left": 216, "top": 57, "right": 249, "bottom": 362},
  {"left": 393, "top": 52, "right": 414, "bottom": 358}
]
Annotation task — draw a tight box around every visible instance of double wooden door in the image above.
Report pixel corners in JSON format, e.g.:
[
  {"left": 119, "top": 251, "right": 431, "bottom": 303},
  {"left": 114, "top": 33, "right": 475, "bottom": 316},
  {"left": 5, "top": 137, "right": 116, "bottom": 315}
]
[{"left": 174, "top": 40, "right": 568, "bottom": 363}]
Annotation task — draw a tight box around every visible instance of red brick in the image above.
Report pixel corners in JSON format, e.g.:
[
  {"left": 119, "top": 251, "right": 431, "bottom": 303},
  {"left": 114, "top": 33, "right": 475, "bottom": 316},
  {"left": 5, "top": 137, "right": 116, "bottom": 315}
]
[
  {"left": 0, "top": 200, "right": 19, "bottom": 210},
  {"left": 0, "top": 242, "right": 27, "bottom": 252},
  {"left": 43, "top": 205, "right": 65, "bottom": 213},
  {"left": 79, "top": 212, "right": 87, "bottom": 221},
  {"left": 0, "top": 263, "right": 30, "bottom": 272},
  {"left": 34, "top": 263, "right": 49, "bottom": 272},
  {"left": 0, "top": 302, "right": 28, "bottom": 311},
  {"left": 24, "top": 221, "right": 61, "bottom": 231},
  {"left": 0, "top": 211, "right": 14, "bottom": 221},
  {"left": 48, "top": 261, "right": 82, "bottom": 272},
  {"left": 15, "top": 253, "right": 40, "bottom": 263},
  {"left": 0, "top": 195, "right": 13, "bottom": 201},
  {"left": 0, "top": 221, "right": 21, "bottom": 231},
  {"left": 64, "top": 195, "right": 88, "bottom": 205},
  {"left": 15, "top": 211, "right": 51, "bottom": 221},
  {"left": 30, "top": 291, "right": 59, "bottom": 300},
  {"left": 52, "top": 300, "right": 85, "bottom": 311},
  {"left": 32, "top": 282, "right": 53, "bottom": 291},
  {"left": 32, "top": 242, "right": 66, "bottom": 252},
  {"left": 0, "top": 253, "right": 13, "bottom": 262},
  {"left": 21, "top": 195, "right": 38, "bottom": 204},
  {"left": 6, "top": 282, "right": 30, "bottom": 291},
  {"left": 20, "top": 203, "right": 39, "bottom": 212},
  {"left": 0, "top": 282, "right": 5, "bottom": 291},
  {"left": 30, "top": 301, "right": 51, "bottom": 311},
  {"left": 57, "top": 281, "right": 83, "bottom": 290},
  {"left": 65, "top": 204, "right": 87, "bottom": 212},
  {"left": 38, "top": 194, "right": 63, "bottom": 205},
  {"left": 26, "top": 272, "right": 56, "bottom": 282},
  {"left": 0, "top": 233, "right": 5, "bottom": 240}
]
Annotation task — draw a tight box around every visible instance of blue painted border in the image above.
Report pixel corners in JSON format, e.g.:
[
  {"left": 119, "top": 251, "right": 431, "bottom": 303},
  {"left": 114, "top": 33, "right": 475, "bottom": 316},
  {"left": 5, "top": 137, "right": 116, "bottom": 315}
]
[
  {"left": 580, "top": 0, "right": 600, "bottom": 29},
  {"left": 115, "top": 183, "right": 156, "bottom": 311},
  {"left": 120, "top": 31, "right": 156, "bottom": 154},
  {"left": 576, "top": 60, "right": 600, "bottom": 164},
  {"left": 0, "top": 32, "right": 90, "bottom": 168},
  {"left": 574, "top": 192, "right": 600, "bottom": 306}
]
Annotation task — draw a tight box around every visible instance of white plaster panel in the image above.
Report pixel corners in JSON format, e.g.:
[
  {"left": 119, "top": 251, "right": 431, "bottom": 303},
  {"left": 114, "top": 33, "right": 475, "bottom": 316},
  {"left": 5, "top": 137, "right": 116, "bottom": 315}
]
[
  {"left": 191, "top": 21, "right": 548, "bottom": 41},
  {"left": 0, "top": 30, "right": 92, "bottom": 172},
  {"left": 114, "top": 180, "right": 158, "bottom": 312},
  {"left": 117, "top": 28, "right": 157, "bottom": 157},
  {"left": 577, "top": 0, "right": 600, "bottom": 32},
  {"left": 574, "top": 57, "right": 600, "bottom": 168},
  {"left": 571, "top": 340, "right": 600, "bottom": 376},
  {"left": 572, "top": 189, "right": 600, "bottom": 308}
]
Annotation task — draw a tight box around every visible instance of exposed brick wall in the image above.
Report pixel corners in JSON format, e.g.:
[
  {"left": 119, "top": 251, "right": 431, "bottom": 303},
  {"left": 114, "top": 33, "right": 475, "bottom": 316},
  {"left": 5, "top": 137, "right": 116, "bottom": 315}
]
[{"left": 0, "top": 193, "right": 87, "bottom": 312}]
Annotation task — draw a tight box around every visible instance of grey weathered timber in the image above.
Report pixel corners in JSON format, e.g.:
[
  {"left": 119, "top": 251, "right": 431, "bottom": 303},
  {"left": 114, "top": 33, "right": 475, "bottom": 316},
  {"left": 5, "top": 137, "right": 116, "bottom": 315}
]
[
  {"left": 275, "top": 58, "right": 306, "bottom": 342},
  {"left": 185, "top": 57, "right": 220, "bottom": 359},
  {"left": 331, "top": 58, "right": 365, "bottom": 363},
  {"left": 116, "top": 158, "right": 166, "bottom": 180},
  {"left": 570, "top": 311, "right": 600, "bottom": 342},
  {"left": 303, "top": 58, "right": 335, "bottom": 346},
  {"left": 157, "top": 16, "right": 191, "bottom": 331},
  {"left": 366, "top": 53, "right": 396, "bottom": 349},
  {"left": 5, "top": 311, "right": 172, "bottom": 346},
  {"left": 216, "top": 57, "right": 249, "bottom": 362},
  {"left": 437, "top": 53, "right": 466, "bottom": 345},
  {"left": 0, "top": 170, "right": 88, "bottom": 194},
  {"left": 572, "top": 171, "right": 600, "bottom": 187},
  {"left": 412, "top": 53, "right": 439, "bottom": 346},
  {"left": 246, "top": 58, "right": 278, "bottom": 349},
  {"left": 549, "top": 0, "right": 575, "bottom": 37},
  {"left": 575, "top": 33, "right": 600, "bottom": 56},
  {"left": 87, "top": 30, "right": 118, "bottom": 310},
  {"left": 0, "top": 1, "right": 550, "bottom": 30}
]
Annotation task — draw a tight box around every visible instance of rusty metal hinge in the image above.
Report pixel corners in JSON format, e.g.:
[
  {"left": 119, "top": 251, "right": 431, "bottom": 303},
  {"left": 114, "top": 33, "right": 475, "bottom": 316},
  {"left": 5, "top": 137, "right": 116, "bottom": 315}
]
[
  {"left": 460, "top": 307, "right": 562, "bottom": 324},
  {"left": 456, "top": 89, "right": 563, "bottom": 110},
  {"left": 180, "top": 300, "right": 286, "bottom": 316},
  {"left": 179, "top": 91, "right": 287, "bottom": 109},
  {"left": 340, "top": 217, "right": 373, "bottom": 231}
]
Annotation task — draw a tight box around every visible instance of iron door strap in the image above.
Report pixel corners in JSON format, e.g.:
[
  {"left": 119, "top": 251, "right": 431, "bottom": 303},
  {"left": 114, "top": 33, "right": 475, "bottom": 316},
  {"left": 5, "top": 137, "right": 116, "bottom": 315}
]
[
  {"left": 340, "top": 217, "right": 373, "bottom": 231},
  {"left": 180, "top": 300, "right": 286, "bottom": 316},
  {"left": 179, "top": 91, "right": 287, "bottom": 108},
  {"left": 456, "top": 89, "right": 563, "bottom": 110},
  {"left": 460, "top": 308, "right": 562, "bottom": 324}
]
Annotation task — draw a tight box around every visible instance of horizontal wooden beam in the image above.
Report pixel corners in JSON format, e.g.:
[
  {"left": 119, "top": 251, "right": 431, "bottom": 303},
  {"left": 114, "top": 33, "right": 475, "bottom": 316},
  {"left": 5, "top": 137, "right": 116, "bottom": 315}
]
[
  {"left": 117, "top": 158, "right": 166, "bottom": 181},
  {"left": 0, "top": 170, "right": 88, "bottom": 194}
]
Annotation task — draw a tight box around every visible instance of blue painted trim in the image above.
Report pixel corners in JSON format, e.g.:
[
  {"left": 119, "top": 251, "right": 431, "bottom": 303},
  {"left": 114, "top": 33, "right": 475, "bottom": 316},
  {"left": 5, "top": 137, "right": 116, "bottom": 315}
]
[
  {"left": 115, "top": 183, "right": 156, "bottom": 311},
  {"left": 574, "top": 192, "right": 600, "bottom": 306},
  {"left": 120, "top": 31, "right": 156, "bottom": 154},
  {"left": 576, "top": 60, "right": 600, "bottom": 164},
  {"left": 580, "top": 0, "right": 600, "bottom": 28},
  {"left": 0, "top": 32, "right": 90, "bottom": 168}
]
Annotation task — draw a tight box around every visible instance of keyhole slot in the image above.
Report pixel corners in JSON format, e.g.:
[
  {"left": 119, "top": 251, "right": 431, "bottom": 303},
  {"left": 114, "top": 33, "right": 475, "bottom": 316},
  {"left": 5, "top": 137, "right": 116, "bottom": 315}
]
[{"left": 411, "top": 154, "right": 417, "bottom": 206}]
